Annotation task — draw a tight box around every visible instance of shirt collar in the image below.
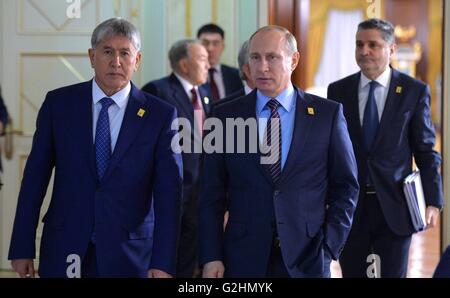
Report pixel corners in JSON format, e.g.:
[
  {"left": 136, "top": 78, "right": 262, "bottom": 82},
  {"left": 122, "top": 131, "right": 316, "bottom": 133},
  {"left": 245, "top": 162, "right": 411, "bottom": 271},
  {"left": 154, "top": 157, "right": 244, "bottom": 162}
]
[
  {"left": 211, "top": 64, "right": 222, "bottom": 74},
  {"left": 174, "top": 72, "right": 197, "bottom": 96},
  {"left": 92, "top": 78, "right": 130, "bottom": 109},
  {"left": 360, "top": 67, "right": 392, "bottom": 89},
  {"left": 256, "top": 83, "right": 296, "bottom": 115}
]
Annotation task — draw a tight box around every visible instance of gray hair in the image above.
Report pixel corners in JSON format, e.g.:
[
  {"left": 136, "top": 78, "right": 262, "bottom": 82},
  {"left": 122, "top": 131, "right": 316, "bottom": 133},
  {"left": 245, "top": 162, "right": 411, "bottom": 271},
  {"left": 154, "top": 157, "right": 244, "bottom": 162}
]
[
  {"left": 237, "top": 40, "right": 250, "bottom": 81},
  {"left": 168, "top": 39, "right": 202, "bottom": 71},
  {"left": 249, "top": 25, "right": 298, "bottom": 56},
  {"left": 358, "top": 18, "right": 395, "bottom": 45},
  {"left": 91, "top": 17, "right": 141, "bottom": 51}
]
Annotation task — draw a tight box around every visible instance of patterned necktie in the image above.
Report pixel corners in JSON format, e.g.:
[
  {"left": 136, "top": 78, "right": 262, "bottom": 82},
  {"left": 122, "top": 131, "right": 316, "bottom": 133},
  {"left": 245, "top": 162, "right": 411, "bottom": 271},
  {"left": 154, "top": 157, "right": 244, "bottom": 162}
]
[
  {"left": 264, "top": 98, "right": 282, "bottom": 184},
  {"left": 191, "top": 87, "right": 205, "bottom": 137},
  {"left": 95, "top": 97, "right": 115, "bottom": 180},
  {"left": 208, "top": 68, "right": 220, "bottom": 102},
  {"left": 362, "top": 81, "right": 379, "bottom": 151}
]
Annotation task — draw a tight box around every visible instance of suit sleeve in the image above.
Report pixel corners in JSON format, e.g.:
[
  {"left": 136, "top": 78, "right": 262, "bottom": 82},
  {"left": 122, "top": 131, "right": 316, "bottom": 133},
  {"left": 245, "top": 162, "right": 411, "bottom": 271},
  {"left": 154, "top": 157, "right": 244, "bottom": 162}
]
[
  {"left": 197, "top": 110, "right": 228, "bottom": 265},
  {"left": 141, "top": 83, "right": 159, "bottom": 98},
  {"left": 149, "top": 107, "right": 183, "bottom": 275},
  {"left": 325, "top": 103, "right": 359, "bottom": 260},
  {"left": 410, "top": 85, "right": 444, "bottom": 209},
  {"left": 8, "top": 94, "right": 55, "bottom": 259},
  {"left": 0, "top": 90, "right": 8, "bottom": 130}
]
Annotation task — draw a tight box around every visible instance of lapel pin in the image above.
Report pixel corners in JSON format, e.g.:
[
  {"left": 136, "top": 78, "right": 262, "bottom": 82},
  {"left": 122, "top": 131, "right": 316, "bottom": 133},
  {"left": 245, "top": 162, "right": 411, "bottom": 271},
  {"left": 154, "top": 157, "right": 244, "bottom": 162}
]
[
  {"left": 307, "top": 107, "right": 315, "bottom": 115},
  {"left": 137, "top": 108, "right": 145, "bottom": 117},
  {"left": 396, "top": 86, "right": 402, "bottom": 94},
  {"left": 203, "top": 96, "right": 210, "bottom": 105}
]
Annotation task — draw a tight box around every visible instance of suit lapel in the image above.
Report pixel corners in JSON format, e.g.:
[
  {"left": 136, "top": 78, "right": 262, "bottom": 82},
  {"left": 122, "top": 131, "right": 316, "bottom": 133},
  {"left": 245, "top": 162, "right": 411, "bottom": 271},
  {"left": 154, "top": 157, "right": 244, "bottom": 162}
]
[
  {"left": 279, "top": 88, "right": 313, "bottom": 183},
  {"left": 199, "top": 85, "right": 212, "bottom": 115},
  {"left": 239, "top": 91, "right": 273, "bottom": 185},
  {"left": 371, "top": 68, "right": 403, "bottom": 150},
  {"left": 169, "top": 74, "right": 194, "bottom": 123},
  {"left": 77, "top": 80, "right": 97, "bottom": 179},
  {"left": 345, "top": 73, "right": 365, "bottom": 154},
  {"left": 101, "top": 83, "right": 148, "bottom": 182}
]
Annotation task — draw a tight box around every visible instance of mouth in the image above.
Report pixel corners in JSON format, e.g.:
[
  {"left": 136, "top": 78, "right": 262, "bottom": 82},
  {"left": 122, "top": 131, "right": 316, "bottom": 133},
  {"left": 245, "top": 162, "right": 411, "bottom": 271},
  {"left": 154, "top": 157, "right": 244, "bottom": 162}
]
[
  {"left": 257, "top": 78, "right": 272, "bottom": 83},
  {"left": 108, "top": 73, "right": 124, "bottom": 78}
]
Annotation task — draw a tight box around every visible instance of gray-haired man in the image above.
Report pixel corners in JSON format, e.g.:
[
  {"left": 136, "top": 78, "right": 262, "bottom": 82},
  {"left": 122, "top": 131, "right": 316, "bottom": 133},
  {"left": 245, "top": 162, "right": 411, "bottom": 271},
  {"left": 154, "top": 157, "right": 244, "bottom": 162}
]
[{"left": 8, "top": 17, "right": 182, "bottom": 278}]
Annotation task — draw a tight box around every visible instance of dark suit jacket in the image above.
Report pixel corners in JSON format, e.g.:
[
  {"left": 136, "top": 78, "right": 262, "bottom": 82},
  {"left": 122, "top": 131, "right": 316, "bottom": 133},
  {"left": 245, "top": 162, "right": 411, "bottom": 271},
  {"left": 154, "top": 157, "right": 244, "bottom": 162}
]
[
  {"left": 8, "top": 81, "right": 183, "bottom": 277},
  {"left": 213, "top": 87, "right": 245, "bottom": 110},
  {"left": 202, "top": 64, "right": 243, "bottom": 99},
  {"left": 142, "top": 73, "right": 212, "bottom": 200},
  {"left": 0, "top": 88, "right": 9, "bottom": 171},
  {"left": 327, "top": 68, "right": 444, "bottom": 236},
  {"left": 434, "top": 245, "right": 450, "bottom": 278},
  {"left": 198, "top": 87, "right": 359, "bottom": 277}
]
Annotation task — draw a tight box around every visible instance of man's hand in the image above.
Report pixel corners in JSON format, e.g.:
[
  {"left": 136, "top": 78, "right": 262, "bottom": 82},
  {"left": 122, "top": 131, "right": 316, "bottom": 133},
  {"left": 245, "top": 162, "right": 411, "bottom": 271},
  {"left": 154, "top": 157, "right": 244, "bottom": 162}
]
[
  {"left": 147, "top": 269, "right": 172, "bottom": 278},
  {"left": 202, "top": 261, "right": 224, "bottom": 278},
  {"left": 426, "top": 206, "right": 440, "bottom": 228},
  {"left": 11, "top": 259, "right": 35, "bottom": 278}
]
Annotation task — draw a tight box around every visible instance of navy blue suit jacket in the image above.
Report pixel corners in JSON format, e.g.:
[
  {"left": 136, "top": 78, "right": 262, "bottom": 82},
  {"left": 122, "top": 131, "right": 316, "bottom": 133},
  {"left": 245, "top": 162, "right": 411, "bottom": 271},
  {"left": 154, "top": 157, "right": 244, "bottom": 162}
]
[
  {"left": 202, "top": 64, "right": 243, "bottom": 99},
  {"left": 198, "top": 87, "right": 359, "bottom": 277},
  {"left": 8, "top": 81, "right": 183, "bottom": 277},
  {"left": 327, "top": 69, "right": 444, "bottom": 236},
  {"left": 142, "top": 73, "right": 211, "bottom": 198},
  {"left": 0, "top": 87, "right": 9, "bottom": 171}
]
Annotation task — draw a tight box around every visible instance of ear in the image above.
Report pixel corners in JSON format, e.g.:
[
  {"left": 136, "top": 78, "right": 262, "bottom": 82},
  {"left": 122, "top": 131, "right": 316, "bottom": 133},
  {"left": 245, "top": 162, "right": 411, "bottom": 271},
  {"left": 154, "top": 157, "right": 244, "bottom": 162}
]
[
  {"left": 178, "top": 58, "right": 189, "bottom": 74},
  {"left": 88, "top": 48, "right": 95, "bottom": 68},
  {"left": 291, "top": 51, "right": 300, "bottom": 71},
  {"left": 134, "top": 52, "right": 142, "bottom": 72},
  {"left": 389, "top": 43, "right": 397, "bottom": 56},
  {"left": 242, "top": 63, "right": 251, "bottom": 80}
]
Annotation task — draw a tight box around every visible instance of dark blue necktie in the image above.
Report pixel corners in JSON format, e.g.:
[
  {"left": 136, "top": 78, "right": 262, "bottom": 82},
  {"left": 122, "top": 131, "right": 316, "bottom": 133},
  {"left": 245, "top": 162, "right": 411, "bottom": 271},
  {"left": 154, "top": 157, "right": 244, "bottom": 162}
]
[
  {"left": 95, "top": 97, "right": 114, "bottom": 180},
  {"left": 264, "top": 98, "right": 282, "bottom": 184},
  {"left": 362, "top": 81, "right": 379, "bottom": 151}
]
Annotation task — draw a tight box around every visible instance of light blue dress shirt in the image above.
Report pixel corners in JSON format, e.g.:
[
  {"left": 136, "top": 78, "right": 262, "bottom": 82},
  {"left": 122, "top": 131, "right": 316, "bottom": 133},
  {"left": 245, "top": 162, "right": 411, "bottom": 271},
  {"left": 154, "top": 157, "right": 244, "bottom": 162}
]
[
  {"left": 256, "top": 84, "right": 297, "bottom": 170},
  {"left": 92, "top": 79, "right": 130, "bottom": 152}
]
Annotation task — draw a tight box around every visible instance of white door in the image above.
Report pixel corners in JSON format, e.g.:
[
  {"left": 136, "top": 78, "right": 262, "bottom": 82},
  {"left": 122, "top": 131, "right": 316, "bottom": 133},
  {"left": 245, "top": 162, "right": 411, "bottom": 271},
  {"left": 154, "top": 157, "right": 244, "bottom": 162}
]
[{"left": 0, "top": 0, "right": 142, "bottom": 270}]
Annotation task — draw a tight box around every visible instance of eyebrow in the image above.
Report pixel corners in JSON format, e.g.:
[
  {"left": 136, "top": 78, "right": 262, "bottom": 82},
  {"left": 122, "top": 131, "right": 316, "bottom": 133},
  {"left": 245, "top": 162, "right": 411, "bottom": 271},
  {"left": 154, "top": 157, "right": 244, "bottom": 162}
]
[{"left": 101, "top": 45, "right": 132, "bottom": 52}]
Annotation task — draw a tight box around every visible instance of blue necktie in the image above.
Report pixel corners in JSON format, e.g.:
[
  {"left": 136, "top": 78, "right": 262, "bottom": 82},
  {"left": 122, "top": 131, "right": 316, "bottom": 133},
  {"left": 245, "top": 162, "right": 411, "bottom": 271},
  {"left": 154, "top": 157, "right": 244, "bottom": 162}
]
[
  {"left": 95, "top": 97, "right": 114, "bottom": 180},
  {"left": 264, "top": 98, "right": 282, "bottom": 184},
  {"left": 362, "top": 81, "right": 379, "bottom": 151}
]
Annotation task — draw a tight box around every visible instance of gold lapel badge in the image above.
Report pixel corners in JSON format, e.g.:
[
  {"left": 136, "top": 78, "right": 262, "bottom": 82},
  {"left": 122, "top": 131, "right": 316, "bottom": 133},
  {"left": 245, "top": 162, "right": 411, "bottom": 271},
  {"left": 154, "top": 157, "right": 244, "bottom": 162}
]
[
  {"left": 137, "top": 108, "right": 146, "bottom": 117},
  {"left": 204, "top": 97, "right": 210, "bottom": 105},
  {"left": 396, "top": 86, "right": 402, "bottom": 94},
  {"left": 307, "top": 107, "right": 315, "bottom": 115}
]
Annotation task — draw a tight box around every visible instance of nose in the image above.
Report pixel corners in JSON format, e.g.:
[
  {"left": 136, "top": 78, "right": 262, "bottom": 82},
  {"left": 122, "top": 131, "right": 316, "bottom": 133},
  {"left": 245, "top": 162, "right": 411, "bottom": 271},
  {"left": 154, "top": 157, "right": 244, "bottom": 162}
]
[
  {"left": 258, "top": 57, "right": 269, "bottom": 73},
  {"left": 111, "top": 53, "right": 121, "bottom": 68}
]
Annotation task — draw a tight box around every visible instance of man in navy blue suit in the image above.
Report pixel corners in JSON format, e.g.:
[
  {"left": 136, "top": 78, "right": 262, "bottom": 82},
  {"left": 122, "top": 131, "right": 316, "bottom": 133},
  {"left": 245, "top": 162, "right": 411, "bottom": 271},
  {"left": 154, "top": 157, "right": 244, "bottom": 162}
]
[
  {"left": 142, "top": 39, "right": 210, "bottom": 277},
  {"left": 215, "top": 40, "right": 255, "bottom": 108},
  {"left": 8, "top": 18, "right": 183, "bottom": 278},
  {"left": 199, "top": 25, "right": 359, "bottom": 278},
  {"left": 197, "top": 23, "right": 243, "bottom": 101},
  {"left": 0, "top": 86, "right": 9, "bottom": 177},
  {"left": 327, "top": 18, "right": 443, "bottom": 278}
]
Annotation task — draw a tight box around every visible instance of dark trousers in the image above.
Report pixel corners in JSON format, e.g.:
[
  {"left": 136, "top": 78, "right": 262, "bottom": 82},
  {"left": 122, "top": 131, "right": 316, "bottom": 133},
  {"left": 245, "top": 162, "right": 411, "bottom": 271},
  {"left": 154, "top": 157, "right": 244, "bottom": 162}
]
[
  {"left": 176, "top": 192, "right": 199, "bottom": 277},
  {"left": 266, "top": 239, "right": 290, "bottom": 278},
  {"left": 339, "top": 193, "right": 412, "bottom": 278},
  {"left": 81, "top": 243, "right": 99, "bottom": 278}
]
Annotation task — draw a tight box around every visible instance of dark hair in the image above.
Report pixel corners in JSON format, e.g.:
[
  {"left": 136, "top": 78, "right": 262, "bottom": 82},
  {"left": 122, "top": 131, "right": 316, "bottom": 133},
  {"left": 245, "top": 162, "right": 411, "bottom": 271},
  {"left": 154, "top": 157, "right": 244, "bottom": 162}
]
[
  {"left": 197, "top": 23, "right": 224, "bottom": 39},
  {"left": 358, "top": 18, "right": 395, "bottom": 44}
]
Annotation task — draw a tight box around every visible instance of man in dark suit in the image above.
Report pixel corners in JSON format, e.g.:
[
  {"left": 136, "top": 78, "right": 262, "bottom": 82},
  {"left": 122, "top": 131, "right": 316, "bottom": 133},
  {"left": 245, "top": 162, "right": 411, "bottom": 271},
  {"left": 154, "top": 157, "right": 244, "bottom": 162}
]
[
  {"left": 197, "top": 23, "right": 243, "bottom": 101},
  {"left": 142, "top": 39, "right": 211, "bottom": 277},
  {"left": 8, "top": 18, "right": 183, "bottom": 278},
  {"left": 327, "top": 18, "right": 443, "bottom": 278},
  {"left": 0, "top": 86, "right": 9, "bottom": 176},
  {"left": 215, "top": 40, "right": 255, "bottom": 108},
  {"left": 199, "top": 25, "right": 359, "bottom": 278}
]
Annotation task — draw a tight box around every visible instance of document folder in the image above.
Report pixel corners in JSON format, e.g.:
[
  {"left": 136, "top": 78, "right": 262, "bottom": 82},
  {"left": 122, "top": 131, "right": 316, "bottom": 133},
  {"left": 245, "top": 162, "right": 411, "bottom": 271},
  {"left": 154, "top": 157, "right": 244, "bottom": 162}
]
[{"left": 403, "top": 171, "right": 427, "bottom": 232}]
